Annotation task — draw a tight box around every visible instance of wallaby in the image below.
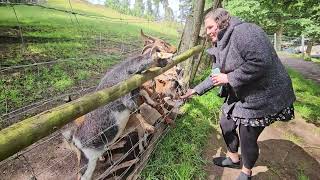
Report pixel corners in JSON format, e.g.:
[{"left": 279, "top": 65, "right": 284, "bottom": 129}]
[{"left": 63, "top": 30, "right": 177, "bottom": 180}]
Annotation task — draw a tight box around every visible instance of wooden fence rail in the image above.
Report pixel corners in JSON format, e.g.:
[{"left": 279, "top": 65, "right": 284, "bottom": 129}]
[{"left": 0, "top": 45, "right": 204, "bottom": 161}]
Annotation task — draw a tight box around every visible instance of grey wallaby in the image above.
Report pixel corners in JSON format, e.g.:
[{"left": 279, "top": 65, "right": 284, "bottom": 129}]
[{"left": 63, "top": 30, "right": 177, "bottom": 180}]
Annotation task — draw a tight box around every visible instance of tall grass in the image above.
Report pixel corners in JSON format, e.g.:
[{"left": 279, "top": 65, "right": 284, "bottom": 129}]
[{"left": 288, "top": 68, "right": 320, "bottom": 126}]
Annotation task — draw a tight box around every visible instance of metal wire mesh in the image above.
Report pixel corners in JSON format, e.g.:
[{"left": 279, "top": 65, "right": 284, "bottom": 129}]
[
  {"left": 0, "top": 1, "right": 189, "bottom": 179},
  {"left": 0, "top": 0, "right": 162, "bottom": 129}
]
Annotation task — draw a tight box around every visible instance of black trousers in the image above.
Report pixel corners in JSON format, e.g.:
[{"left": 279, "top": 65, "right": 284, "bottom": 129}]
[{"left": 220, "top": 113, "right": 264, "bottom": 169}]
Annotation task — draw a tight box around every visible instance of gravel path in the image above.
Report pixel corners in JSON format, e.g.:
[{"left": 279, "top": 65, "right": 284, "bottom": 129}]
[{"left": 279, "top": 54, "right": 320, "bottom": 84}]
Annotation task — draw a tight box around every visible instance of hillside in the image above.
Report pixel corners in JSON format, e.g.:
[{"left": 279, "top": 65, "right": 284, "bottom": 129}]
[{"left": 0, "top": 0, "right": 180, "bottom": 128}]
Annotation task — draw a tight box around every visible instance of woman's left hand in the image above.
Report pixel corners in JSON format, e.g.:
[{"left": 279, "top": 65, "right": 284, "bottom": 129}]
[{"left": 211, "top": 73, "right": 229, "bottom": 86}]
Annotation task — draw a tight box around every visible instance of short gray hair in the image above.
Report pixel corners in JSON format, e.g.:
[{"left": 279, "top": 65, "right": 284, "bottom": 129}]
[{"left": 205, "top": 8, "right": 231, "bottom": 30}]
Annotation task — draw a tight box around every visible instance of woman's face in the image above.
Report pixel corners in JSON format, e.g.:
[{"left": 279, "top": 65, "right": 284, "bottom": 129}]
[{"left": 205, "top": 18, "right": 219, "bottom": 43}]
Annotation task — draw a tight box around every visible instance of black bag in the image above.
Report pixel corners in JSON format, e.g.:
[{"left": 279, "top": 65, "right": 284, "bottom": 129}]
[{"left": 218, "top": 84, "right": 229, "bottom": 98}]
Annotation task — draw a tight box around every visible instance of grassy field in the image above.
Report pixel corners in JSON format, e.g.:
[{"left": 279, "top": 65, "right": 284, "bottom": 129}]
[
  {"left": 288, "top": 68, "right": 320, "bottom": 126},
  {"left": 0, "top": 0, "right": 179, "bottom": 128}
]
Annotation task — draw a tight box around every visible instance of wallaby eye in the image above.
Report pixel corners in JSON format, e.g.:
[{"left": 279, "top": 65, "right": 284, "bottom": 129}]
[{"left": 158, "top": 79, "right": 166, "bottom": 85}]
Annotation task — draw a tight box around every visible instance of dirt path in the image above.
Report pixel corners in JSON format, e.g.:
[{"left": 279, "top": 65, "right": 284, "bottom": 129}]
[
  {"left": 279, "top": 54, "right": 320, "bottom": 84},
  {"left": 202, "top": 115, "right": 320, "bottom": 180}
]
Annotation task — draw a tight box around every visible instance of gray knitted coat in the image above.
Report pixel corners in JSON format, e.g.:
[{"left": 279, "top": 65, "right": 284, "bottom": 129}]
[{"left": 194, "top": 17, "right": 296, "bottom": 118}]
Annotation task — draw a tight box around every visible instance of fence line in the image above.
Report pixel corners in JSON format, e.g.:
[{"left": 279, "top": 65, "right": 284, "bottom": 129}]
[
  {"left": 0, "top": 47, "right": 141, "bottom": 72},
  {"left": 0, "top": 45, "right": 203, "bottom": 162},
  {"left": 0, "top": 2, "right": 162, "bottom": 23},
  {"left": 0, "top": 86, "right": 96, "bottom": 126},
  {"left": 0, "top": 72, "right": 185, "bottom": 179}
]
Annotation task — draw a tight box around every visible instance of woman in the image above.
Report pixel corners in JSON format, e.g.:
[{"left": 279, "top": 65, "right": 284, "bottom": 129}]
[{"left": 180, "top": 8, "right": 295, "bottom": 180}]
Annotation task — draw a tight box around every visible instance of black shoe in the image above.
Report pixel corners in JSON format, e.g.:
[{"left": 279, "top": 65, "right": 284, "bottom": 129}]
[
  {"left": 236, "top": 171, "right": 252, "bottom": 180},
  {"left": 212, "top": 157, "right": 241, "bottom": 169}
]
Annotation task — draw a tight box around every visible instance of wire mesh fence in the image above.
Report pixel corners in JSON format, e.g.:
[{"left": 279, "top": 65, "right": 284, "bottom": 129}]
[
  {"left": 0, "top": 1, "right": 190, "bottom": 179},
  {"left": 267, "top": 33, "right": 320, "bottom": 56},
  {"left": 0, "top": 71, "right": 187, "bottom": 179},
  {"left": 0, "top": 0, "right": 177, "bottom": 129}
]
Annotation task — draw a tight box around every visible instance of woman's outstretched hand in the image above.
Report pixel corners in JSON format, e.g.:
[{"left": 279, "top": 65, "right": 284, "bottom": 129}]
[{"left": 180, "top": 89, "right": 196, "bottom": 100}]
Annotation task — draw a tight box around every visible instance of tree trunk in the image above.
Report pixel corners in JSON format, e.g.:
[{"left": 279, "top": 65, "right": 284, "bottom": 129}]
[
  {"left": 153, "top": 0, "right": 160, "bottom": 19},
  {"left": 213, "top": 0, "right": 223, "bottom": 8},
  {"left": 179, "top": 0, "right": 205, "bottom": 89},
  {"left": 203, "top": 0, "right": 223, "bottom": 16},
  {"left": 146, "top": 0, "right": 153, "bottom": 15},
  {"left": 189, "top": 0, "right": 223, "bottom": 82},
  {"left": 190, "top": 38, "right": 207, "bottom": 82},
  {"left": 306, "top": 39, "right": 314, "bottom": 56},
  {"left": 134, "top": 0, "right": 144, "bottom": 16},
  {"left": 161, "top": 0, "right": 174, "bottom": 21},
  {"left": 275, "top": 19, "right": 283, "bottom": 51}
]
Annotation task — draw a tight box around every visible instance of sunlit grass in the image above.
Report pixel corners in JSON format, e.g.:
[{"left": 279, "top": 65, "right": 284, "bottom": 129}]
[{"left": 288, "top": 68, "right": 320, "bottom": 126}]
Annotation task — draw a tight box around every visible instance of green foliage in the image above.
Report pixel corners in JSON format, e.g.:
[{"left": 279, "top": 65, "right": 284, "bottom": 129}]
[
  {"left": 134, "top": 0, "right": 144, "bottom": 17},
  {"left": 141, "top": 70, "right": 223, "bottom": 179},
  {"left": 179, "top": 0, "right": 192, "bottom": 23},
  {"left": 53, "top": 76, "right": 74, "bottom": 91},
  {"left": 297, "top": 169, "right": 310, "bottom": 180},
  {"left": 225, "top": 0, "right": 320, "bottom": 40}
]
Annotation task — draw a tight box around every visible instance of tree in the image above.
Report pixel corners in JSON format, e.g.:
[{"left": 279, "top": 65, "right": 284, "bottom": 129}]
[
  {"left": 121, "top": 0, "right": 130, "bottom": 9},
  {"left": 106, "top": 0, "right": 121, "bottom": 9},
  {"left": 179, "top": 0, "right": 192, "bottom": 23},
  {"left": 134, "top": 0, "right": 145, "bottom": 16},
  {"left": 153, "top": 0, "right": 161, "bottom": 19},
  {"left": 225, "top": 0, "right": 319, "bottom": 51},
  {"left": 146, "top": 0, "right": 154, "bottom": 16},
  {"left": 178, "top": 0, "right": 207, "bottom": 88},
  {"left": 161, "top": 0, "right": 174, "bottom": 21}
]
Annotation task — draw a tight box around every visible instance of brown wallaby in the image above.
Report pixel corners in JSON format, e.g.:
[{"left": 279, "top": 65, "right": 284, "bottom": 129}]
[{"left": 63, "top": 30, "right": 177, "bottom": 180}]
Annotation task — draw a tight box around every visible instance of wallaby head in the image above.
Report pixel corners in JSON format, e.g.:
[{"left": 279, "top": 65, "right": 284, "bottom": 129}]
[
  {"left": 137, "top": 30, "right": 177, "bottom": 71},
  {"left": 140, "top": 29, "right": 177, "bottom": 55}
]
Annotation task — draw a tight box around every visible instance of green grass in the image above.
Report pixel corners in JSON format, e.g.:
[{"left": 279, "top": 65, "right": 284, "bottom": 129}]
[
  {"left": 288, "top": 68, "right": 320, "bottom": 126},
  {"left": 141, "top": 69, "right": 223, "bottom": 179},
  {"left": 0, "top": 0, "right": 179, "bottom": 124}
]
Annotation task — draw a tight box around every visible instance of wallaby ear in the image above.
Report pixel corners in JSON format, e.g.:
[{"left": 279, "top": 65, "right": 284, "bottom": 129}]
[
  {"left": 150, "top": 46, "right": 160, "bottom": 60},
  {"left": 141, "top": 44, "right": 153, "bottom": 55},
  {"left": 141, "top": 29, "right": 155, "bottom": 46}
]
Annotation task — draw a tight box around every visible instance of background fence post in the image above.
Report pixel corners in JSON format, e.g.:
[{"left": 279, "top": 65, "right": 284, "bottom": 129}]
[
  {"left": 301, "top": 35, "right": 305, "bottom": 58},
  {"left": 274, "top": 33, "right": 277, "bottom": 50},
  {"left": 99, "top": 32, "right": 102, "bottom": 53}
]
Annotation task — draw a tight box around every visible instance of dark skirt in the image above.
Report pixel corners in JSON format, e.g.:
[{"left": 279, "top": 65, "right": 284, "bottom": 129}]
[{"left": 228, "top": 105, "right": 295, "bottom": 127}]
